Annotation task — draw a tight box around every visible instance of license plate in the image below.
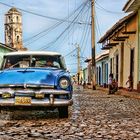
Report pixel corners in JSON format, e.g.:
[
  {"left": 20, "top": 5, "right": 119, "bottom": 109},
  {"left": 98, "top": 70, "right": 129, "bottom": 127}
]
[{"left": 15, "top": 97, "right": 31, "bottom": 105}]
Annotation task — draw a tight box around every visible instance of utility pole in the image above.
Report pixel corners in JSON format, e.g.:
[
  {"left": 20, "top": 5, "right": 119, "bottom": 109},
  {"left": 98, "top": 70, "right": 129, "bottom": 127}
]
[
  {"left": 76, "top": 44, "right": 80, "bottom": 85},
  {"left": 91, "top": 0, "right": 96, "bottom": 90}
]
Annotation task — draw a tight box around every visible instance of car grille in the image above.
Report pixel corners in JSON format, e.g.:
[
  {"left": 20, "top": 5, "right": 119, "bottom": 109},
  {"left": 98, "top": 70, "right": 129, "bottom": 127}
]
[{"left": 14, "top": 92, "right": 35, "bottom": 97}]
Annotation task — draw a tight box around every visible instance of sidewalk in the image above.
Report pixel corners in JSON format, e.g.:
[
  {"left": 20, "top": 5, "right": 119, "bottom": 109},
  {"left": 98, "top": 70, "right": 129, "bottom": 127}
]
[
  {"left": 115, "top": 89, "right": 140, "bottom": 99},
  {"left": 88, "top": 86, "right": 140, "bottom": 100}
]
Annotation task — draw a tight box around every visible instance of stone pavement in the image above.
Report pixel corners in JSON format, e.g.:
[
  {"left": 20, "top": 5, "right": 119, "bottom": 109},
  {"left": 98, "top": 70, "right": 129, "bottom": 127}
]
[
  {"left": 0, "top": 89, "right": 140, "bottom": 139},
  {"left": 73, "top": 84, "right": 83, "bottom": 91}
]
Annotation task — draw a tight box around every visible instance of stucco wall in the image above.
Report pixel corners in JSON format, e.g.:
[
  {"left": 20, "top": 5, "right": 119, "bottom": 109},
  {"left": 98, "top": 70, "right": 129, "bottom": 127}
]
[{"left": 123, "top": 15, "right": 137, "bottom": 89}]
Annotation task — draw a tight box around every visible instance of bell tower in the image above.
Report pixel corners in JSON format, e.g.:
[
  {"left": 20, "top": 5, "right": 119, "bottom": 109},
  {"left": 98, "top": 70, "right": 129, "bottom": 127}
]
[{"left": 5, "top": 7, "right": 24, "bottom": 50}]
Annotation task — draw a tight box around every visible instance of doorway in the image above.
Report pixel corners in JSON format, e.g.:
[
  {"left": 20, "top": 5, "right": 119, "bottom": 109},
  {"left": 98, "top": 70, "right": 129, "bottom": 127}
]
[
  {"left": 130, "top": 48, "right": 134, "bottom": 88},
  {"left": 116, "top": 54, "right": 119, "bottom": 82}
]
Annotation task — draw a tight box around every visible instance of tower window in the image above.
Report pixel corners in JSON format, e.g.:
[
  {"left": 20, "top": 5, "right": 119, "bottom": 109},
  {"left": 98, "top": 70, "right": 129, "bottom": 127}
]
[
  {"left": 16, "top": 16, "right": 19, "bottom": 22},
  {"left": 8, "top": 36, "right": 11, "bottom": 43},
  {"left": 8, "top": 16, "right": 11, "bottom": 22},
  {"left": 17, "top": 36, "right": 19, "bottom": 42}
]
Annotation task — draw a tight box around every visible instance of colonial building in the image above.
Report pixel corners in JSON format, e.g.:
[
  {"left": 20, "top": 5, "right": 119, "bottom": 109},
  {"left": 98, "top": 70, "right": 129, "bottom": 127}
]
[
  {"left": 123, "top": 0, "right": 140, "bottom": 12},
  {"left": 98, "top": 12, "right": 138, "bottom": 90},
  {"left": 96, "top": 51, "right": 109, "bottom": 87},
  {"left": 123, "top": 0, "right": 140, "bottom": 91},
  {"left": 84, "top": 51, "right": 109, "bottom": 88},
  {"left": 82, "top": 67, "right": 88, "bottom": 84},
  {"left": 84, "top": 58, "right": 92, "bottom": 85},
  {"left": 5, "top": 7, "right": 26, "bottom": 50}
]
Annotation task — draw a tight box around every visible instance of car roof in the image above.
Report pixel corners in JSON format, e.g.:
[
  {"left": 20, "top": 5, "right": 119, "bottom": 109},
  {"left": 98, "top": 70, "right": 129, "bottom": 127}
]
[{"left": 5, "top": 51, "right": 61, "bottom": 56}]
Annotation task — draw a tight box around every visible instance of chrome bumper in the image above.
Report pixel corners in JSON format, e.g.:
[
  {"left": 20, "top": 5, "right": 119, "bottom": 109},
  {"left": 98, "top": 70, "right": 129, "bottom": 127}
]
[
  {"left": 0, "top": 93, "right": 73, "bottom": 107},
  {"left": 0, "top": 98, "right": 73, "bottom": 107}
]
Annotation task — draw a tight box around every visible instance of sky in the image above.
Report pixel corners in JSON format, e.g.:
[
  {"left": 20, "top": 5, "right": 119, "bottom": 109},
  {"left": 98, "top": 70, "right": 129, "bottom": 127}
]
[{"left": 0, "top": 0, "right": 129, "bottom": 74}]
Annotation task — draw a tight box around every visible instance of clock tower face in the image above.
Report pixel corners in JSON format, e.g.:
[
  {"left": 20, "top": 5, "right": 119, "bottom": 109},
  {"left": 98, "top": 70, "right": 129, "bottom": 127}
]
[{"left": 5, "top": 7, "right": 23, "bottom": 50}]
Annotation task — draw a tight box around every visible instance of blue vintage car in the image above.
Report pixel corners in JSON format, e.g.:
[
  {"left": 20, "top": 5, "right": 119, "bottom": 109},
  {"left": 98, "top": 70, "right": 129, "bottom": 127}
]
[{"left": 0, "top": 51, "right": 73, "bottom": 118}]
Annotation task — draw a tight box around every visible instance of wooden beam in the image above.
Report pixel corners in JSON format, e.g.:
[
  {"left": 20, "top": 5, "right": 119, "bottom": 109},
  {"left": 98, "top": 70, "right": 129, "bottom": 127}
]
[
  {"left": 116, "top": 36, "right": 129, "bottom": 39},
  {"left": 106, "top": 43, "right": 119, "bottom": 46},
  {"left": 113, "top": 38, "right": 125, "bottom": 41},
  {"left": 122, "top": 31, "right": 136, "bottom": 34},
  {"left": 113, "top": 36, "right": 129, "bottom": 41},
  {"left": 102, "top": 46, "right": 112, "bottom": 50}
]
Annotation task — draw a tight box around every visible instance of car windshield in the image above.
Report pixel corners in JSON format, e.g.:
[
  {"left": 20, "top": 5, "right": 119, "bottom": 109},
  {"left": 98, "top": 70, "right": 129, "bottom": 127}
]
[{"left": 2, "top": 54, "right": 66, "bottom": 70}]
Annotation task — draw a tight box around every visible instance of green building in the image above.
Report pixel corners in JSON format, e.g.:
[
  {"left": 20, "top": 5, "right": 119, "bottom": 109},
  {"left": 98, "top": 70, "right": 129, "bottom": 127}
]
[{"left": 0, "top": 42, "right": 16, "bottom": 66}]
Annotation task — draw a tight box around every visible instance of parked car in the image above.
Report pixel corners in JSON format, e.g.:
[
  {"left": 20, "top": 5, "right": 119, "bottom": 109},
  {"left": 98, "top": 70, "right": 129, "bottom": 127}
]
[{"left": 0, "top": 51, "right": 73, "bottom": 118}]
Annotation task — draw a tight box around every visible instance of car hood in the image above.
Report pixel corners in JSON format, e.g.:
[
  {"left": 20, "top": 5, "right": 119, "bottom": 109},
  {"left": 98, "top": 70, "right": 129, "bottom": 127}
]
[{"left": 0, "top": 68, "right": 65, "bottom": 87}]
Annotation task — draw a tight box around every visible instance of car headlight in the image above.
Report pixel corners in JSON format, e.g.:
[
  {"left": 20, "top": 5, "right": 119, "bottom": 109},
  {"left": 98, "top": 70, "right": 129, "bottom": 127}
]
[
  {"left": 59, "top": 78, "right": 69, "bottom": 89},
  {"left": 2, "top": 92, "right": 12, "bottom": 98}
]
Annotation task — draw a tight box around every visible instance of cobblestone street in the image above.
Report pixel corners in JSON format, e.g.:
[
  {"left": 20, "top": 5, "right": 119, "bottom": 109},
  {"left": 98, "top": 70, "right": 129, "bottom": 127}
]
[{"left": 0, "top": 89, "right": 140, "bottom": 140}]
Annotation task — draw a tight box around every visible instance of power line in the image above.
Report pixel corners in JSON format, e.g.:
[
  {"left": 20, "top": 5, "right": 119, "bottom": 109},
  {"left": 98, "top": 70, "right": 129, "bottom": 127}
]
[
  {"left": 50, "top": 24, "right": 77, "bottom": 52},
  {"left": 81, "top": 26, "right": 90, "bottom": 57},
  {"left": 63, "top": 2, "right": 90, "bottom": 62},
  {"left": 79, "top": 7, "right": 90, "bottom": 44},
  {"left": 95, "top": 10, "right": 101, "bottom": 37},
  {"left": 68, "top": 0, "right": 70, "bottom": 47},
  {"left": 55, "top": 3, "right": 90, "bottom": 52},
  {"left": 75, "top": 2, "right": 91, "bottom": 46},
  {"left": 71, "top": 0, "right": 77, "bottom": 44},
  {"left": 38, "top": 1, "right": 88, "bottom": 51},
  {"left": 61, "top": 0, "right": 91, "bottom": 48},
  {"left": 95, "top": 1, "right": 124, "bottom": 15},
  {"left": 24, "top": 22, "right": 61, "bottom": 46},
  {"left": 0, "top": 1, "right": 90, "bottom": 25},
  {"left": 80, "top": 7, "right": 91, "bottom": 53},
  {"left": 23, "top": 1, "right": 88, "bottom": 47},
  {"left": 65, "top": 47, "right": 77, "bottom": 57}
]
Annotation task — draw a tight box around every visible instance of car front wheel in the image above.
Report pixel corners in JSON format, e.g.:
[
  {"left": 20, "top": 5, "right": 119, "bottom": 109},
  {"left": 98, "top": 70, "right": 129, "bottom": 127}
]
[{"left": 58, "top": 106, "right": 68, "bottom": 118}]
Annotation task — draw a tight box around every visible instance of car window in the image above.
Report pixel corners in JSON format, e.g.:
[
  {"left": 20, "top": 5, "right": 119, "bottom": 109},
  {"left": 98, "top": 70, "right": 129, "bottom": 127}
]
[
  {"left": 35, "top": 60, "right": 60, "bottom": 68},
  {"left": 53, "top": 61, "right": 60, "bottom": 68},
  {"left": 19, "top": 61, "right": 29, "bottom": 68},
  {"left": 2, "top": 54, "right": 66, "bottom": 69},
  {"left": 3, "top": 56, "right": 30, "bottom": 69}
]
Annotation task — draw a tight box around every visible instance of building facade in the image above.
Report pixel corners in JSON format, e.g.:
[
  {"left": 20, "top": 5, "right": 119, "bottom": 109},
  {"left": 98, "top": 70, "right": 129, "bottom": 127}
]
[
  {"left": 84, "top": 51, "right": 109, "bottom": 88},
  {"left": 96, "top": 51, "right": 109, "bottom": 87},
  {"left": 84, "top": 59, "right": 92, "bottom": 85},
  {"left": 98, "top": 12, "right": 138, "bottom": 90},
  {"left": 82, "top": 67, "right": 88, "bottom": 84},
  {"left": 123, "top": 0, "right": 140, "bottom": 91}
]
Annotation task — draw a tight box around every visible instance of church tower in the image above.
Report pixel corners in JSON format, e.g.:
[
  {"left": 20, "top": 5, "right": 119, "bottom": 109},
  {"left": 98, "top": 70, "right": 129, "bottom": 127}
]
[{"left": 5, "top": 7, "right": 24, "bottom": 50}]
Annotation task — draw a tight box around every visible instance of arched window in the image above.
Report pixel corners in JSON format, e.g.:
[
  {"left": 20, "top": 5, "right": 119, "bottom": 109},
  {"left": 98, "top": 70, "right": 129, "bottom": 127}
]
[
  {"left": 17, "top": 36, "right": 19, "bottom": 43},
  {"left": 16, "top": 16, "right": 19, "bottom": 22},
  {"left": 8, "top": 16, "right": 11, "bottom": 22}
]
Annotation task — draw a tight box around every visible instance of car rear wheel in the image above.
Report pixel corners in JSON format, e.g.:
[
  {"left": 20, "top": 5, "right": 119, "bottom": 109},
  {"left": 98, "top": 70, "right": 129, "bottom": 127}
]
[{"left": 58, "top": 106, "right": 68, "bottom": 118}]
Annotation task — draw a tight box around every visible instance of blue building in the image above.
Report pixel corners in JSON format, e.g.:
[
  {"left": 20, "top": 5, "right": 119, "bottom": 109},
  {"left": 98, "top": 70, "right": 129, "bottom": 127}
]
[{"left": 96, "top": 51, "right": 109, "bottom": 87}]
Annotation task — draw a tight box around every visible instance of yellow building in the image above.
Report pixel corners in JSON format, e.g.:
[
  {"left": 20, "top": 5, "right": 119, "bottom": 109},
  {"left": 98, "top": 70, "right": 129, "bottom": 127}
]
[
  {"left": 98, "top": 12, "right": 138, "bottom": 90},
  {"left": 123, "top": 0, "right": 140, "bottom": 91}
]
